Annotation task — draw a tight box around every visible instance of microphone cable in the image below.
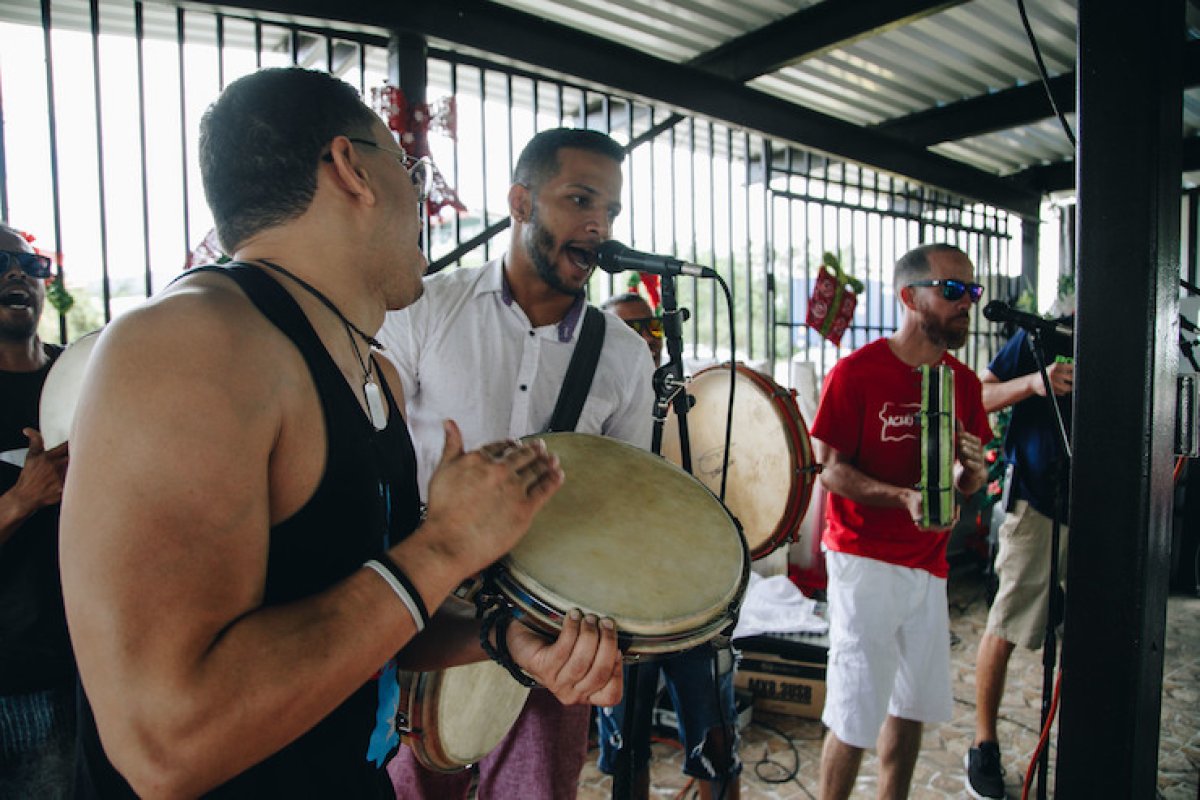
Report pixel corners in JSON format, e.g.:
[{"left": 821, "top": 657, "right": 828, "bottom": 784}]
[
  {"left": 1021, "top": 666, "right": 1064, "bottom": 800},
  {"left": 1016, "top": 0, "right": 1076, "bottom": 149},
  {"left": 714, "top": 272, "right": 737, "bottom": 503}
]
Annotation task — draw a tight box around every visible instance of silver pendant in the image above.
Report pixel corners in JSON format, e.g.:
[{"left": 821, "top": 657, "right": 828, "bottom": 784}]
[{"left": 364, "top": 380, "right": 387, "bottom": 431}]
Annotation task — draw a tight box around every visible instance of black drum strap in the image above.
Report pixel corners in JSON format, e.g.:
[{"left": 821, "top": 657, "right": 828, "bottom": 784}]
[{"left": 546, "top": 305, "right": 605, "bottom": 433}]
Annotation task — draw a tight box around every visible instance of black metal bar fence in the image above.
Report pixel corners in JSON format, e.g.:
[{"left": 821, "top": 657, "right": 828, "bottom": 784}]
[{"left": 0, "top": 0, "right": 1029, "bottom": 383}]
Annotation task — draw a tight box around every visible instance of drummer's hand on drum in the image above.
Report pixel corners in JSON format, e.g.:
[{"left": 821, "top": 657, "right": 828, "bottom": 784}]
[
  {"left": 8, "top": 428, "right": 69, "bottom": 513},
  {"left": 505, "top": 610, "right": 623, "bottom": 707},
  {"left": 424, "top": 421, "right": 564, "bottom": 575}
]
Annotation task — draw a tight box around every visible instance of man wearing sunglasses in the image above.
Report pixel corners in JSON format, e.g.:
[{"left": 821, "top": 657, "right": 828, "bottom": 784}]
[
  {"left": 811, "top": 243, "right": 992, "bottom": 800},
  {"left": 60, "top": 69, "right": 620, "bottom": 799},
  {"left": 0, "top": 223, "right": 74, "bottom": 798},
  {"left": 602, "top": 293, "right": 664, "bottom": 367}
]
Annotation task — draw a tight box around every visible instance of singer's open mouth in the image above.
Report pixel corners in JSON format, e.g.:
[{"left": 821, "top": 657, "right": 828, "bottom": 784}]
[
  {"left": 566, "top": 245, "right": 597, "bottom": 271},
  {"left": 0, "top": 289, "right": 33, "bottom": 310}
]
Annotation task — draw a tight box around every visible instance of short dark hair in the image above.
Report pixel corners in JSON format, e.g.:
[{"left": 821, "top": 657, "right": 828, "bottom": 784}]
[
  {"left": 512, "top": 128, "right": 624, "bottom": 197},
  {"left": 894, "top": 243, "right": 968, "bottom": 292},
  {"left": 199, "top": 67, "right": 379, "bottom": 252},
  {"left": 601, "top": 292, "right": 648, "bottom": 312}
]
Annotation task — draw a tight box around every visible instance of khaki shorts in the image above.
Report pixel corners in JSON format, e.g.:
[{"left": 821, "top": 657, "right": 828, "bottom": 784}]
[{"left": 985, "top": 500, "right": 1069, "bottom": 650}]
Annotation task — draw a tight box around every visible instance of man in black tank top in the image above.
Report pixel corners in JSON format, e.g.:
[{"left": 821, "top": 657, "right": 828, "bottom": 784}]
[
  {"left": 0, "top": 222, "right": 74, "bottom": 798},
  {"left": 59, "top": 67, "right": 622, "bottom": 799}
]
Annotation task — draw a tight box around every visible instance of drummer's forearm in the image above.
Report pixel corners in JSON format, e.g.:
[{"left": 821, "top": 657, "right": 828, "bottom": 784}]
[
  {"left": 385, "top": 527, "right": 474, "bottom": 629},
  {"left": 0, "top": 488, "right": 38, "bottom": 547},
  {"left": 393, "top": 598, "right": 486, "bottom": 671}
]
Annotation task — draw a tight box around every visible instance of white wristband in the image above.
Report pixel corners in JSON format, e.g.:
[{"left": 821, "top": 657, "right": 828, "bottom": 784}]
[{"left": 364, "top": 559, "right": 427, "bottom": 633}]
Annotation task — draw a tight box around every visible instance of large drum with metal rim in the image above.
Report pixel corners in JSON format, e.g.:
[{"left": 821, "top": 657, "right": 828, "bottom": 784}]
[
  {"left": 486, "top": 432, "right": 748, "bottom": 659},
  {"left": 661, "top": 363, "right": 818, "bottom": 560}
]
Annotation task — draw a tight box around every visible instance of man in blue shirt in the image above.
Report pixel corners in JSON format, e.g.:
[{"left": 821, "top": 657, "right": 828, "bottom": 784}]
[{"left": 965, "top": 310, "right": 1073, "bottom": 799}]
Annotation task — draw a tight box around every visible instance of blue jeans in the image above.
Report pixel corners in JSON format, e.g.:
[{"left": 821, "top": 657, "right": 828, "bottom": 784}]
[
  {"left": 0, "top": 686, "right": 76, "bottom": 800},
  {"left": 596, "top": 645, "right": 741, "bottom": 781}
]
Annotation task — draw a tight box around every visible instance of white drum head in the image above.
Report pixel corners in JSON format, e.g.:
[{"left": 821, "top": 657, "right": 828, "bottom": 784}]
[
  {"left": 661, "top": 365, "right": 814, "bottom": 558},
  {"left": 505, "top": 433, "right": 746, "bottom": 647},
  {"left": 39, "top": 331, "right": 101, "bottom": 449},
  {"left": 430, "top": 661, "right": 529, "bottom": 768}
]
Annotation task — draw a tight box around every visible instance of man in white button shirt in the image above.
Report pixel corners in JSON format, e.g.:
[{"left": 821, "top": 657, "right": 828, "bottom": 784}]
[{"left": 380, "top": 128, "right": 654, "bottom": 799}]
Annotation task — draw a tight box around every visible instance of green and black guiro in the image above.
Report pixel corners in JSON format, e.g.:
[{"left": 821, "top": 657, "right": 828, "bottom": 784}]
[{"left": 917, "top": 364, "right": 955, "bottom": 530}]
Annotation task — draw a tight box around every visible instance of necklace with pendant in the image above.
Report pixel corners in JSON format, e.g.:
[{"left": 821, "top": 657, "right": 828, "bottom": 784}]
[{"left": 255, "top": 258, "right": 388, "bottom": 431}]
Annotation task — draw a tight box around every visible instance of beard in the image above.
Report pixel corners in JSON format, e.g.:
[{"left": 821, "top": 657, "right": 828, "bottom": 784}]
[
  {"left": 0, "top": 309, "right": 39, "bottom": 342},
  {"left": 524, "top": 210, "right": 586, "bottom": 298},
  {"left": 920, "top": 313, "right": 969, "bottom": 350}
]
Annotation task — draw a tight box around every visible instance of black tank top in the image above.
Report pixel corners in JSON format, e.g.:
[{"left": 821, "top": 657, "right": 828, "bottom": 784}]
[{"left": 77, "top": 264, "right": 421, "bottom": 798}]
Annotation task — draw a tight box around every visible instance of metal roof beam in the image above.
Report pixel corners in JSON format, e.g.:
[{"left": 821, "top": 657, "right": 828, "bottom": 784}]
[
  {"left": 880, "top": 40, "right": 1200, "bottom": 146},
  {"left": 1011, "top": 136, "right": 1200, "bottom": 193},
  {"left": 879, "top": 73, "right": 1074, "bottom": 146},
  {"left": 186, "top": 0, "right": 1041, "bottom": 217},
  {"left": 690, "top": 0, "right": 966, "bottom": 82}
]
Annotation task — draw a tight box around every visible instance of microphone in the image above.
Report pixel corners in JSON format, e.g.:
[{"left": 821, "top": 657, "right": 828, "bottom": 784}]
[
  {"left": 595, "top": 240, "right": 717, "bottom": 278},
  {"left": 983, "top": 300, "right": 1073, "bottom": 340}
]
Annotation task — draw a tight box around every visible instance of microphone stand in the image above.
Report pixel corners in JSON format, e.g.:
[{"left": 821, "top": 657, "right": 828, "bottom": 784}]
[
  {"left": 1024, "top": 326, "right": 1071, "bottom": 800},
  {"left": 612, "top": 275, "right": 692, "bottom": 800},
  {"left": 650, "top": 275, "right": 692, "bottom": 459}
]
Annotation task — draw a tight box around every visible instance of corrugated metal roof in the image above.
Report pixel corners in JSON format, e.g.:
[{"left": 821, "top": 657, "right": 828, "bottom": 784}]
[
  {"left": 490, "top": 0, "right": 1082, "bottom": 178},
  {"left": 490, "top": 0, "right": 812, "bottom": 61},
  {"left": 482, "top": 0, "right": 1191, "bottom": 193}
]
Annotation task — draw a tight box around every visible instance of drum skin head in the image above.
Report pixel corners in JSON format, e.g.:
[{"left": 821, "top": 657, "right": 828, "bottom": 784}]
[
  {"left": 661, "top": 364, "right": 815, "bottom": 558},
  {"left": 39, "top": 331, "right": 102, "bottom": 449},
  {"left": 413, "top": 661, "right": 530, "bottom": 771},
  {"left": 505, "top": 433, "right": 746, "bottom": 648}
]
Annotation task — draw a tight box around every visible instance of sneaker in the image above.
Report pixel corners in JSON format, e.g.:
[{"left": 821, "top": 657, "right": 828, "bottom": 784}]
[{"left": 964, "top": 741, "right": 1006, "bottom": 799}]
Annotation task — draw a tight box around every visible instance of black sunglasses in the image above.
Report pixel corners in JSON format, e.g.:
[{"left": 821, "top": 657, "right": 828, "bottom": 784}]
[
  {"left": 906, "top": 279, "right": 984, "bottom": 304},
  {"left": 623, "top": 316, "right": 664, "bottom": 338},
  {"left": 0, "top": 250, "right": 53, "bottom": 279}
]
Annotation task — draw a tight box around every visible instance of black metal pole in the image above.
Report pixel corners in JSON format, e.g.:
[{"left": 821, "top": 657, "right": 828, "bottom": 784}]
[
  {"left": 1058, "top": 1, "right": 1182, "bottom": 795},
  {"left": 1022, "top": 328, "right": 1070, "bottom": 800}
]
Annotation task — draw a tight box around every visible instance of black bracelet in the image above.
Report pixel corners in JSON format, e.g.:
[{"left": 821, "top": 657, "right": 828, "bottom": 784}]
[
  {"left": 479, "top": 607, "right": 540, "bottom": 688},
  {"left": 373, "top": 552, "right": 431, "bottom": 630}
]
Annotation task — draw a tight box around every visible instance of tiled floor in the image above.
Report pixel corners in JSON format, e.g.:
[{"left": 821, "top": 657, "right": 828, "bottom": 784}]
[{"left": 575, "top": 570, "right": 1200, "bottom": 799}]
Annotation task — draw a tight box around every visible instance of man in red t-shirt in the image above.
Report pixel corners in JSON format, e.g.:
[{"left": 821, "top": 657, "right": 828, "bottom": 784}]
[{"left": 810, "top": 243, "right": 991, "bottom": 800}]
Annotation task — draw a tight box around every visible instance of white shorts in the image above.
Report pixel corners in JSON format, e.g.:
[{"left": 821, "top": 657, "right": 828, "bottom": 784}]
[{"left": 821, "top": 550, "right": 953, "bottom": 749}]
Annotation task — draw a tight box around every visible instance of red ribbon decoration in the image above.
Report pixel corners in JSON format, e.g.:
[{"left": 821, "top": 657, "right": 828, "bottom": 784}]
[
  {"left": 639, "top": 273, "right": 661, "bottom": 311},
  {"left": 371, "top": 84, "right": 467, "bottom": 218},
  {"left": 624, "top": 271, "right": 662, "bottom": 313}
]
